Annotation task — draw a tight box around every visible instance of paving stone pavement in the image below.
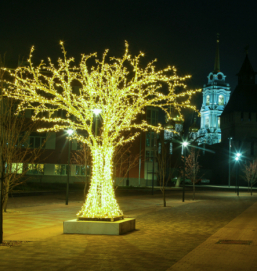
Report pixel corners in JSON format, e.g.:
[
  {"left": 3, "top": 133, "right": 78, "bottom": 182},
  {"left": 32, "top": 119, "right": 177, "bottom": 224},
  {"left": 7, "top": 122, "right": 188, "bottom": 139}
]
[{"left": 1, "top": 189, "right": 257, "bottom": 270}]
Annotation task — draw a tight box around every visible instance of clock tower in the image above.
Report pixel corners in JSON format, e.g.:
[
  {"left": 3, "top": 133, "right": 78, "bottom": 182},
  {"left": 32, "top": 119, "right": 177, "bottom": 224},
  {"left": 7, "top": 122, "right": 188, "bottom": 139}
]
[{"left": 198, "top": 34, "right": 231, "bottom": 145}]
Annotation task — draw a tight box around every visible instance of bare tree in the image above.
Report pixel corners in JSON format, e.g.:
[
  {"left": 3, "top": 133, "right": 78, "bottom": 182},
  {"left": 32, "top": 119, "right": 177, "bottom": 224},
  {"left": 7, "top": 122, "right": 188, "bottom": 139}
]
[
  {"left": 184, "top": 147, "right": 200, "bottom": 200},
  {"left": 156, "top": 130, "right": 173, "bottom": 207},
  {"left": 0, "top": 54, "right": 5, "bottom": 242},
  {"left": 243, "top": 161, "right": 257, "bottom": 196},
  {"left": 113, "top": 142, "right": 141, "bottom": 189},
  {"left": 71, "top": 142, "right": 91, "bottom": 199},
  {"left": 1, "top": 98, "right": 45, "bottom": 212}
]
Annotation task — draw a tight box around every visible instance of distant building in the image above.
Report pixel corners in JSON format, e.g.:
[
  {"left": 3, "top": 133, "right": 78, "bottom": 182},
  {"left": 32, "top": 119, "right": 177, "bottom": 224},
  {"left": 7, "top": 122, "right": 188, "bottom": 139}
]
[
  {"left": 198, "top": 35, "right": 231, "bottom": 145},
  {"left": 221, "top": 51, "right": 257, "bottom": 158}
]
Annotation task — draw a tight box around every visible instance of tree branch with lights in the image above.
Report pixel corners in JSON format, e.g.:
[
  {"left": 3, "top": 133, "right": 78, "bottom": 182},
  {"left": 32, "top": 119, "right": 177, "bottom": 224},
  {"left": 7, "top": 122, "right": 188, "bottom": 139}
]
[{"left": 2, "top": 41, "right": 201, "bottom": 219}]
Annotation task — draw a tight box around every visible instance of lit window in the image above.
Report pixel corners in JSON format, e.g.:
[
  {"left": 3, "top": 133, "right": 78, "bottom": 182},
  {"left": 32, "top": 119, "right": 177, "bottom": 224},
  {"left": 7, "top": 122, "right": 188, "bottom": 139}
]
[
  {"left": 11, "top": 163, "right": 23, "bottom": 174},
  {"left": 218, "top": 95, "right": 224, "bottom": 105},
  {"left": 218, "top": 117, "right": 220, "bottom": 128},
  {"left": 164, "top": 130, "right": 173, "bottom": 140},
  {"left": 54, "top": 164, "right": 68, "bottom": 175},
  {"left": 76, "top": 165, "right": 88, "bottom": 176},
  {"left": 206, "top": 95, "right": 210, "bottom": 105},
  {"left": 27, "top": 164, "right": 44, "bottom": 175}
]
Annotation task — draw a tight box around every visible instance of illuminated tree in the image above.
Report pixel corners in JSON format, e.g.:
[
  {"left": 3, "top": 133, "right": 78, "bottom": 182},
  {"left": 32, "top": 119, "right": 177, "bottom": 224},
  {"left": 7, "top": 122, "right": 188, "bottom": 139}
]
[{"left": 2, "top": 42, "right": 200, "bottom": 220}]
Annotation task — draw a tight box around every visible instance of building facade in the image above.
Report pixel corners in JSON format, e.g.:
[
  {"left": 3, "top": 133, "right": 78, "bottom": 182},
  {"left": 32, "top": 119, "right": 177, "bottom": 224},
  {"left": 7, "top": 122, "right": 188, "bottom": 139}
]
[
  {"left": 198, "top": 35, "right": 231, "bottom": 145},
  {"left": 220, "top": 52, "right": 257, "bottom": 159}
]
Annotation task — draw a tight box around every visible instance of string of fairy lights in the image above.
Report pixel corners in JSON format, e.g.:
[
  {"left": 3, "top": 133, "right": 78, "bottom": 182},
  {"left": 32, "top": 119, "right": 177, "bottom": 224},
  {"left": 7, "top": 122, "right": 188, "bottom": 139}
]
[{"left": 1, "top": 41, "right": 201, "bottom": 219}]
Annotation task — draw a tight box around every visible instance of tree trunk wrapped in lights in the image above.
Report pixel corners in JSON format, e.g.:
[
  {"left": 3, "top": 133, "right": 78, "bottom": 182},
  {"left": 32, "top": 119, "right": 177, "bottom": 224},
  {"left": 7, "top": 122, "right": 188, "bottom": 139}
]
[{"left": 2, "top": 41, "right": 201, "bottom": 219}]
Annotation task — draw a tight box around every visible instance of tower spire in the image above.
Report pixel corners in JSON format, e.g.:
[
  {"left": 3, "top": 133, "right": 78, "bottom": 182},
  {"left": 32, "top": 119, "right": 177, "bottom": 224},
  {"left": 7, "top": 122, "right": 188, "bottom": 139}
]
[{"left": 214, "top": 33, "right": 220, "bottom": 73}]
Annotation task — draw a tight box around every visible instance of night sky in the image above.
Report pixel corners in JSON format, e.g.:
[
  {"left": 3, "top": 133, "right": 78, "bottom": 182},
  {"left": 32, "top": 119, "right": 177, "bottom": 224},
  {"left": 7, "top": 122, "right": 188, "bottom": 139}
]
[{"left": 1, "top": 0, "right": 257, "bottom": 111}]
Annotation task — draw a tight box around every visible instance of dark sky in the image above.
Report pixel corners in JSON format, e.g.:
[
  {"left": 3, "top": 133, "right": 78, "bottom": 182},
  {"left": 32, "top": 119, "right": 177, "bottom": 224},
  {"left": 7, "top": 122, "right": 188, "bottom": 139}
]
[{"left": 1, "top": 0, "right": 257, "bottom": 110}]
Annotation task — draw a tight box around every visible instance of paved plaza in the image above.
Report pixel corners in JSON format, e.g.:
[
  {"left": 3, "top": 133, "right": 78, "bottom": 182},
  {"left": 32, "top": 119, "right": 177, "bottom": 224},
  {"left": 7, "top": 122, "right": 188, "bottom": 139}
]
[{"left": 1, "top": 188, "right": 257, "bottom": 270}]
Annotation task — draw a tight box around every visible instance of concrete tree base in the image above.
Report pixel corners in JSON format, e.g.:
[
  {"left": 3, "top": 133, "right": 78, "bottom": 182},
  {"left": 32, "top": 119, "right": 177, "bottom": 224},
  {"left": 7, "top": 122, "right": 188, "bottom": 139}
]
[{"left": 63, "top": 218, "right": 136, "bottom": 235}]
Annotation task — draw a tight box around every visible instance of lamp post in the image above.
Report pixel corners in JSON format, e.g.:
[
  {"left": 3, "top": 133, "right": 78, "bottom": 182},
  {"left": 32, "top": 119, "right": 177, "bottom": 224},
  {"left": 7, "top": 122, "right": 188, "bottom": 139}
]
[
  {"left": 228, "top": 137, "right": 232, "bottom": 187},
  {"left": 152, "top": 151, "right": 155, "bottom": 195},
  {"left": 66, "top": 129, "right": 74, "bottom": 205},
  {"left": 182, "top": 141, "right": 189, "bottom": 202},
  {"left": 235, "top": 152, "right": 241, "bottom": 196}
]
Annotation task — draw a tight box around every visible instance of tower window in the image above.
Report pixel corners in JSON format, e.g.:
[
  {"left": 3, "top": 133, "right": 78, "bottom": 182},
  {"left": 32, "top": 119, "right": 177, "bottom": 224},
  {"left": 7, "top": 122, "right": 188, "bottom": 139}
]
[
  {"left": 218, "top": 117, "right": 220, "bottom": 128},
  {"left": 218, "top": 95, "right": 224, "bottom": 105},
  {"left": 206, "top": 95, "right": 210, "bottom": 105},
  {"left": 218, "top": 74, "right": 223, "bottom": 80}
]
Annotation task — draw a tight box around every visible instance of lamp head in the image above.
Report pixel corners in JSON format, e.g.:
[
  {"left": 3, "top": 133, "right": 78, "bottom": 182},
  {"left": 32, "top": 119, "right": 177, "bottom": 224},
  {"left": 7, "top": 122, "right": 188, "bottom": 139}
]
[
  {"left": 67, "top": 129, "right": 74, "bottom": 136},
  {"left": 182, "top": 141, "right": 189, "bottom": 147},
  {"left": 235, "top": 152, "right": 241, "bottom": 161},
  {"left": 93, "top": 109, "right": 102, "bottom": 115}
]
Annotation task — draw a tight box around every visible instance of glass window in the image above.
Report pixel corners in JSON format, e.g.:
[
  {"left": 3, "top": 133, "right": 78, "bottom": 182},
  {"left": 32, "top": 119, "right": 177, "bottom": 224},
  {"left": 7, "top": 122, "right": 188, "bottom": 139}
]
[
  {"left": 150, "top": 132, "right": 154, "bottom": 148},
  {"left": 27, "top": 164, "right": 44, "bottom": 175},
  {"left": 147, "top": 110, "right": 151, "bottom": 124},
  {"left": 206, "top": 95, "right": 210, "bottom": 105},
  {"left": 11, "top": 163, "right": 23, "bottom": 174},
  {"left": 218, "top": 95, "right": 224, "bottom": 105},
  {"left": 218, "top": 117, "right": 220, "bottom": 128},
  {"left": 29, "top": 133, "right": 46, "bottom": 148},
  {"left": 35, "top": 137, "right": 41, "bottom": 148},
  {"left": 164, "top": 130, "right": 173, "bottom": 140},
  {"left": 61, "top": 165, "right": 67, "bottom": 175},
  {"left": 146, "top": 132, "right": 151, "bottom": 147},
  {"left": 55, "top": 164, "right": 60, "bottom": 175},
  {"left": 54, "top": 164, "right": 67, "bottom": 175},
  {"left": 146, "top": 151, "right": 150, "bottom": 162},
  {"left": 76, "top": 165, "right": 87, "bottom": 176},
  {"left": 146, "top": 109, "right": 158, "bottom": 125},
  {"left": 30, "top": 137, "right": 34, "bottom": 148}
]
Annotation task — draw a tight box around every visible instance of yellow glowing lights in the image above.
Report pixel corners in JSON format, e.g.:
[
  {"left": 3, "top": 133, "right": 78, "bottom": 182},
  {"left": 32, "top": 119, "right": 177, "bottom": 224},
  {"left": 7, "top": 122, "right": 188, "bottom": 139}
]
[{"left": 2, "top": 42, "right": 201, "bottom": 219}]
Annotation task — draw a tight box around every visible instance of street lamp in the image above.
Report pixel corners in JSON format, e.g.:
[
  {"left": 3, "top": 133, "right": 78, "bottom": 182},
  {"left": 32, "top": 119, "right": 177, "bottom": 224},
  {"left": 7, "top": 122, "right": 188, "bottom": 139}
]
[
  {"left": 228, "top": 137, "right": 232, "bottom": 187},
  {"left": 182, "top": 141, "right": 189, "bottom": 202},
  {"left": 66, "top": 129, "right": 74, "bottom": 205},
  {"left": 235, "top": 152, "right": 241, "bottom": 196}
]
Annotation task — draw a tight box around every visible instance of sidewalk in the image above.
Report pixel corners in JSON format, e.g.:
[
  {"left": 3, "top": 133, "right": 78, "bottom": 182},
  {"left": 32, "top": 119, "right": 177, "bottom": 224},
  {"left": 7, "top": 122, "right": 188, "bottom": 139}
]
[
  {"left": 0, "top": 190, "right": 257, "bottom": 270},
  {"left": 168, "top": 200, "right": 257, "bottom": 271}
]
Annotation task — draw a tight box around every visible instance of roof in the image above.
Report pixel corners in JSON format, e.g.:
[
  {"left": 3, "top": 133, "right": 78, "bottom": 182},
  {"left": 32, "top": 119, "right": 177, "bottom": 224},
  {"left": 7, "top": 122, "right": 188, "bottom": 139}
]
[
  {"left": 222, "top": 54, "right": 257, "bottom": 115},
  {"left": 222, "top": 84, "right": 257, "bottom": 115},
  {"left": 237, "top": 54, "right": 255, "bottom": 76}
]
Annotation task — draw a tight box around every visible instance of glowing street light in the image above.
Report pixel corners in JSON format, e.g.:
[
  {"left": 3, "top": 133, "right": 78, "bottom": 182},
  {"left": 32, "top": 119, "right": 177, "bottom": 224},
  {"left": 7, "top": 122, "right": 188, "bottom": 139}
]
[
  {"left": 66, "top": 129, "right": 74, "bottom": 205},
  {"left": 67, "top": 129, "right": 74, "bottom": 136},
  {"left": 92, "top": 108, "right": 102, "bottom": 115}
]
